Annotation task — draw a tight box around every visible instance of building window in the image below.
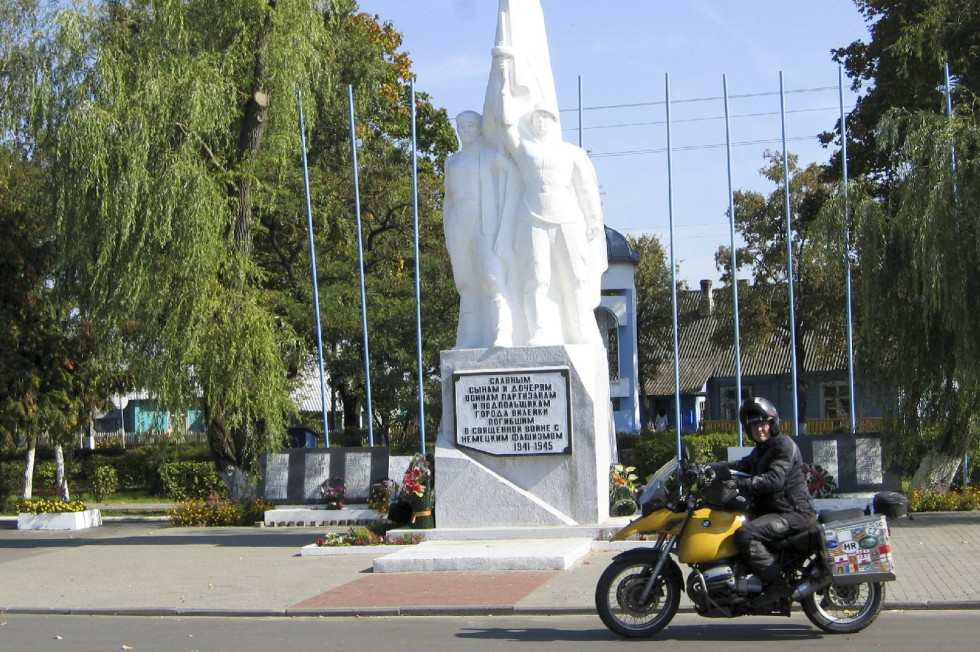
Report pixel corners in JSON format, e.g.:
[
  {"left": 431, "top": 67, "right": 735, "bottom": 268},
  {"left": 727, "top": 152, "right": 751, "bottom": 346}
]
[
  {"left": 822, "top": 382, "right": 850, "bottom": 419},
  {"left": 595, "top": 308, "right": 620, "bottom": 380},
  {"left": 721, "top": 385, "right": 753, "bottom": 420}
]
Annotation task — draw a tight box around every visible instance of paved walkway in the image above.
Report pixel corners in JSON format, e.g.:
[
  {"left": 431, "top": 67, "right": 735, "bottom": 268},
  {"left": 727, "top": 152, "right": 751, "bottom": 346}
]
[{"left": 0, "top": 511, "right": 977, "bottom": 617}]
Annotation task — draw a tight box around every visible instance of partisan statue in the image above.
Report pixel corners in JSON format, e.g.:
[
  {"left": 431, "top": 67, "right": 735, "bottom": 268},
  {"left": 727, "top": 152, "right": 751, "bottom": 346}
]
[
  {"left": 444, "top": 0, "right": 607, "bottom": 348},
  {"left": 443, "top": 110, "right": 520, "bottom": 348}
]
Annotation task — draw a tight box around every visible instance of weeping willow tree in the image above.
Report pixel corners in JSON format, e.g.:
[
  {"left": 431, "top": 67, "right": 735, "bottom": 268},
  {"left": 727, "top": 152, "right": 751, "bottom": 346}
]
[
  {"left": 2, "top": 0, "right": 346, "bottom": 472},
  {"left": 4, "top": 0, "right": 460, "bottom": 474},
  {"left": 855, "top": 104, "right": 980, "bottom": 488}
]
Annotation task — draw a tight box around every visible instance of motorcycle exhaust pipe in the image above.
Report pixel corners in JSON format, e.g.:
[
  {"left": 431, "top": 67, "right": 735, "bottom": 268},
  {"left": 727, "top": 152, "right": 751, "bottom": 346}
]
[{"left": 791, "top": 574, "right": 833, "bottom": 601}]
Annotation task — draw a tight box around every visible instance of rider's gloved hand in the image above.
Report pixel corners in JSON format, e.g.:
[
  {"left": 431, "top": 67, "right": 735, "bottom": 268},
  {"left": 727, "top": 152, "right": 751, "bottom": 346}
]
[
  {"left": 708, "top": 462, "right": 731, "bottom": 481},
  {"left": 734, "top": 477, "right": 754, "bottom": 495}
]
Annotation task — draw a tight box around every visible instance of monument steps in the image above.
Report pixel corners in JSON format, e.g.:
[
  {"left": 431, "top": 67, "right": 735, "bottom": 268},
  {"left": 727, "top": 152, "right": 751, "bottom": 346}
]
[{"left": 263, "top": 505, "right": 380, "bottom": 528}]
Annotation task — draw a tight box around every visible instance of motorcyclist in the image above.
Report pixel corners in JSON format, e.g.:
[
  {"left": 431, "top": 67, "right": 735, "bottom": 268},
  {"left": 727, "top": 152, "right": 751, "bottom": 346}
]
[{"left": 712, "top": 396, "right": 815, "bottom": 603}]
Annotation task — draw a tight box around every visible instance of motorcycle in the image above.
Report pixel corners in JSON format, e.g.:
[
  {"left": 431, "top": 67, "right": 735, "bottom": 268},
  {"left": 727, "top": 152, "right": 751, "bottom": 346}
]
[{"left": 595, "top": 456, "right": 897, "bottom": 637}]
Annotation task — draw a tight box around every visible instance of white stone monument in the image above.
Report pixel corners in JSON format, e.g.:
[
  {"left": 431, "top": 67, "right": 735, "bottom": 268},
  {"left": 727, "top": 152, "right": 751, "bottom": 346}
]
[{"left": 436, "top": 0, "right": 613, "bottom": 528}]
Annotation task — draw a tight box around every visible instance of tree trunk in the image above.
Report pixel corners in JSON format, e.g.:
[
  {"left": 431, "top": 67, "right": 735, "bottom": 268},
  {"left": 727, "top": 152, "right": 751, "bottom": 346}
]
[
  {"left": 229, "top": 2, "right": 275, "bottom": 267},
  {"left": 54, "top": 444, "right": 70, "bottom": 501},
  {"left": 204, "top": 398, "right": 248, "bottom": 470},
  {"left": 22, "top": 434, "right": 36, "bottom": 500},
  {"left": 910, "top": 448, "right": 962, "bottom": 491}
]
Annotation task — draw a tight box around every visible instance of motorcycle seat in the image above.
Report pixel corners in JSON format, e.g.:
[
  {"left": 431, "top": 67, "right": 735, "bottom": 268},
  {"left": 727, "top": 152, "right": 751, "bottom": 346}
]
[{"left": 817, "top": 508, "right": 868, "bottom": 524}]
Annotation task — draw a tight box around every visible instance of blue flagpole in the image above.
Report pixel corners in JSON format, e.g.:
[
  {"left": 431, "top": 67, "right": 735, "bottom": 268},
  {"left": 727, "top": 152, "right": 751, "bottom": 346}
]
[
  {"left": 348, "top": 85, "right": 375, "bottom": 447},
  {"left": 943, "top": 63, "right": 968, "bottom": 484},
  {"left": 723, "top": 74, "right": 745, "bottom": 447},
  {"left": 780, "top": 71, "right": 801, "bottom": 436},
  {"left": 295, "top": 90, "right": 331, "bottom": 448},
  {"left": 410, "top": 80, "right": 427, "bottom": 455},
  {"left": 839, "top": 66, "right": 858, "bottom": 435},
  {"left": 665, "top": 73, "right": 682, "bottom": 460}
]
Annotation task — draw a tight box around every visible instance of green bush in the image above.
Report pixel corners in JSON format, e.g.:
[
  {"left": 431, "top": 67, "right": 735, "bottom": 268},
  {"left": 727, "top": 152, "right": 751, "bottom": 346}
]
[
  {"left": 33, "top": 461, "right": 58, "bottom": 492},
  {"left": 168, "top": 496, "right": 271, "bottom": 527},
  {"left": 0, "top": 459, "right": 24, "bottom": 507},
  {"left": 159, "top": 461, "right": 227, "bottom": 501},
  {"left": 633, "top": 431, "right": 740, "bottom": 482},
  {"left": 90, "top": 465, "right": 120, "bottom": 502}
]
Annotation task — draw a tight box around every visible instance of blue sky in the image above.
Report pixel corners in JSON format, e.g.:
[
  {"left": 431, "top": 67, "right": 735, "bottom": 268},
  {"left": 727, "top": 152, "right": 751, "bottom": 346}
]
[{"left": 357, "top": 1, "right": 872, "bottom": 284}]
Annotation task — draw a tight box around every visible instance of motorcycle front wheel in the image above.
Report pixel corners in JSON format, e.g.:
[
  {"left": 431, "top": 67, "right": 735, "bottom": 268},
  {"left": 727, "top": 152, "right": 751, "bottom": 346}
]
[
  {"left": 802, "top": 581, "right": 885, "bottom": 634},
  {"left": 594, "top": 556, "right": 683, "bottom": 638}
]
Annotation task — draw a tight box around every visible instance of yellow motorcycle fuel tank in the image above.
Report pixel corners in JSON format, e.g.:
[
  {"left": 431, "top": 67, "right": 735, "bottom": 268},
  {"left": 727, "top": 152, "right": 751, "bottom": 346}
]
[
  {"left": 677, "top": 508, "right": 745, "bottom": 564},
  {"left": 612, "top": 508, "right": 689, "bottom": 541}
]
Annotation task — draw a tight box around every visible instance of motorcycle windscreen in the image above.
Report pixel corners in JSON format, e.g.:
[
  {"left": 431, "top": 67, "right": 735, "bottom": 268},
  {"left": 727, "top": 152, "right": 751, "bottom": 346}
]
[{"left": 677, "top": 508, "right": 744, "bottom": 564}]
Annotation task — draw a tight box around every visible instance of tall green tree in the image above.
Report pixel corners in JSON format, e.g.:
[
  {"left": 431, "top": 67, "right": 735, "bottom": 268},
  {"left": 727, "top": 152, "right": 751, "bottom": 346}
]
[
  {"left": 831, "top": 0, "right": 980, "bottom": 486},
  {"left": 714, "top": 151, "right": 849, "bottom": 430},
  {"left": 0, "top": 148, "right": 113, "bottom": 500},
  {"left": 826, "top": 0, "right": 980, "bottom": 178},
  {"left": 853, "top": 107, "right": 980, "bottom": 487},
  {"left": 629, "top": 233, "right": 677, "bottom": 418},
  {"left": 1, "top": 0, "right": 457, "bottom": 472},
  {"left": 250, "top": 8, "right": 458, "bottom": 442}
]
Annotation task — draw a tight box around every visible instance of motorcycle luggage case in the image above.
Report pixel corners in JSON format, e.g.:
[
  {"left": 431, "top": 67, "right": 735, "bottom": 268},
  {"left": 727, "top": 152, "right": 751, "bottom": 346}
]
[
  {"left": 823, "top": 514, "right": 896, "bottom": 584},
  {"left": 873, "top": 491, "right": 909, "bottom": 518}
]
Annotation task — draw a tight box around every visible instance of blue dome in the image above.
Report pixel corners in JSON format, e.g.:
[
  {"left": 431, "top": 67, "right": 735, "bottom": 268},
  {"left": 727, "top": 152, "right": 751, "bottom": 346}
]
[{"left": 605, "top": 226, "right": 640, "bottom": 264}]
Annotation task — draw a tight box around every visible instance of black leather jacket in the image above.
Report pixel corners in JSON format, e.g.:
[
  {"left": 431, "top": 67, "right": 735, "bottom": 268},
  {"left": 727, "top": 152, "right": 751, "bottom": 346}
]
[{"left": 729, "top": 434, "right": 814, "bottom": 516}]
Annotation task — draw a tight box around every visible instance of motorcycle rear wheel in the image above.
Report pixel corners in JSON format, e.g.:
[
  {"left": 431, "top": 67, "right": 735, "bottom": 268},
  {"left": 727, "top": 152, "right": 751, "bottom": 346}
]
[
  {"left": 802, "top": 581, "right": 885, "bottom": 634},
  {"left": 595, "top": 557, "right": 682, "bottom": 638}
]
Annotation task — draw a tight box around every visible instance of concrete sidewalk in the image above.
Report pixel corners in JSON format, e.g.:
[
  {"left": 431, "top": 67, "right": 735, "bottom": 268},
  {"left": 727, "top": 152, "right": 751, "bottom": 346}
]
[{"left": 0, "top": 511, "right": 978, "bottom": 617}]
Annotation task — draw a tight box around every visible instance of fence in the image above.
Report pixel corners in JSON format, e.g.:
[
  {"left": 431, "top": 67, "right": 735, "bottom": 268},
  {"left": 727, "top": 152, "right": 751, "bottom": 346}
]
[
  {"left": 700, "top": 417, "right": 892, "bottom": 435},
  {"left": 86, "top": 431, "right": 209, "bottom": 448}
]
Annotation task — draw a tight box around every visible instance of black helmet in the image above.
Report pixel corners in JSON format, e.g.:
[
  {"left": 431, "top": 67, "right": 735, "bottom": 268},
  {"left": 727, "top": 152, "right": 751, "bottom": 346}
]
[{"left": 738, "top": 396, "right": 780, "bottom": 436}]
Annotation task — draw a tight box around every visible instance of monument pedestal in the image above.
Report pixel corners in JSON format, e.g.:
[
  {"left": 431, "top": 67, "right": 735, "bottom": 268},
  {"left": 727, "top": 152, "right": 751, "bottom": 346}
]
[{"left": 435, "top": 344, "right": 612, "bottom": 528}]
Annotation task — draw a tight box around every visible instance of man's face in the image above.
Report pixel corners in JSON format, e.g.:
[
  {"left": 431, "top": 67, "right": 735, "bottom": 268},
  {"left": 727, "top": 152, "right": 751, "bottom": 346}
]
[
  {"left": 749, "top": 420, "right": 772, "bottom": 444},
  {"left": 530, "top": 110, "right": 555, "bottom": 137},
  {"left": 456, "top": 118, "right": 481, "bottom": 144}
]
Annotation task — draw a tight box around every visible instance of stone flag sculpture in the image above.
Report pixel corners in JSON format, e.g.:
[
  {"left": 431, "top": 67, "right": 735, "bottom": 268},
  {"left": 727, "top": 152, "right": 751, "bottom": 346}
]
[
  {"left": 444, "top": 0, "right": 608, "bottom": 349},
  {"left": 436, "top": 0, "right": 614, "bottom": 529}
]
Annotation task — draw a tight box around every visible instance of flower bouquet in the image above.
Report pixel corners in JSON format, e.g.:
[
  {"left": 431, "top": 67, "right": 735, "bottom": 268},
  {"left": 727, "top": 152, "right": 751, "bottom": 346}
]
[
  {"left": 609, "top": 464, "right": 639, "bottom": 516},
  {"left": 401, "top": 453, "right": 434, "bottom": 529},
  {"left": 368, "top": 479, "right": 398, "bottom": 515},
  {"left": 320, "top": 477, "right": 346, "bottom": 510}
]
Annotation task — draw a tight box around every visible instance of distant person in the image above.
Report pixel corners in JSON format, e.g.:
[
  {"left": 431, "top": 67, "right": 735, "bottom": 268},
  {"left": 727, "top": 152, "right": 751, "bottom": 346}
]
[
  {"left": 654, "top": 408, "right": 668, "bottom": 433},
  {"left": 443, "top": 110, "right": 520, "bottom": 348}
]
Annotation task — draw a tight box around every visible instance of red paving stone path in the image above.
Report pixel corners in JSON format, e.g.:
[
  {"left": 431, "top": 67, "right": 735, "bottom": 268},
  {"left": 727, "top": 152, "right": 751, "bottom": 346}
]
[{"left": 291, "top": 571, "right": 557, "bottom": 610}]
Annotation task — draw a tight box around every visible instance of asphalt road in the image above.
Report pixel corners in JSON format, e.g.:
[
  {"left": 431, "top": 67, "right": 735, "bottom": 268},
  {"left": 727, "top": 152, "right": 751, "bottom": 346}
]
[{"left": 2, "top": 610, "right": 978, "bottom": 652}]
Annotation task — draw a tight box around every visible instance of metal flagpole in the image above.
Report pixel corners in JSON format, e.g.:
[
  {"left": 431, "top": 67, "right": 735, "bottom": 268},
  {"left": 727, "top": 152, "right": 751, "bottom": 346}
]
[
  {"left": 295, "top": 90, "right": 331, "bottom": 447},
  {"left": 665, "top": 73, "right": 683, "bottom": 460},
  {"left": 723, "top": 74, "right": 745, "bottom": 447},
  {"left": 943, "top": 63, "right": 968, "bottom": 484},
  {"left": 779, "top": 72, "right": 801, "bottom": 436},
  {"left": 578, "top": 75, "right": 584, "bottom": 148},
  {"left": 410, "top": 80, "right": 427, "bottom": 454},
  {"left": 838, "top": 66, "right": 858, "bottom": 435},
  {"left": 347, "top": 85, "right": 375, "bottom": 447}
]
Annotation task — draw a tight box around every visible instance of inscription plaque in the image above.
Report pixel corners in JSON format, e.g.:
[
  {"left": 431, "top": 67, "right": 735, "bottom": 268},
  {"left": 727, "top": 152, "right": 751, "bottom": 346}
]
[
  {"left": 812, "top": 439, "right": 840, "bottom": 480},
  {"left": 344, "top": 452, "right": 373, "bottom": 500},
  {"left": 303, "top": 455, "right": 331, "bottom": 501},
  {"left": 454, "top": 368, "right": 572, "bottom": 456},
  {"left": 856, "top": 437, "right": 884, "bottom": 485},
  {"left": 264, "top": 453, "right": 289, "bottom": 501}
]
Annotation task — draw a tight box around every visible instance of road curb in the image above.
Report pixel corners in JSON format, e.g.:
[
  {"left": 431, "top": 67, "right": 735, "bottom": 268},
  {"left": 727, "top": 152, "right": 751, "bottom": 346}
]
[{"left": 4, "top": 602, "right": 979, "bottom": 619}]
